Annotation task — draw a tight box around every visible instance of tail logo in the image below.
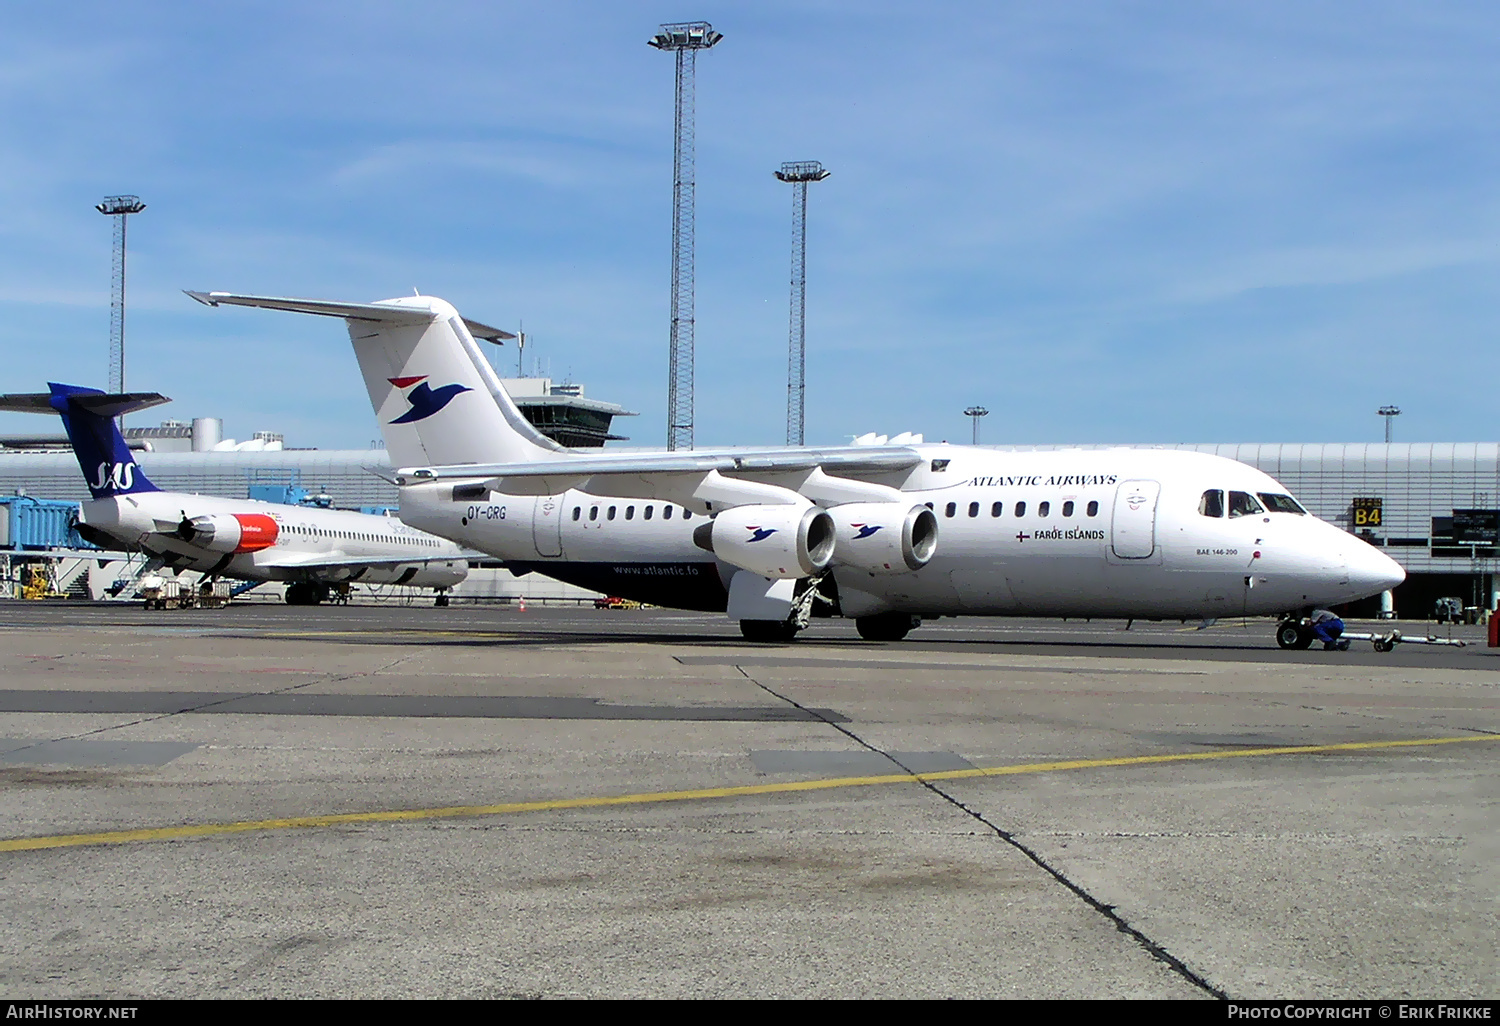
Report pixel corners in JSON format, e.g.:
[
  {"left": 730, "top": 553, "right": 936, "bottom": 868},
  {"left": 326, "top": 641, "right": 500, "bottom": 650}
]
[
  {"left": 388, "top": 376, "right": 472, "bottom": 424},
  {"left": 90, "top": 461, "right": 136, "bottom": 493},
  {"left": 745, "top": 526, "right": 777, "bottom": 543},
  {"left": 852, "top": 524, "right": 882, "bottom": 539}
]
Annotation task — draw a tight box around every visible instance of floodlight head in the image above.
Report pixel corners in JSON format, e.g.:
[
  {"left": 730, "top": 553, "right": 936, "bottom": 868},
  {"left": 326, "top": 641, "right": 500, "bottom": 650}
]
[
  {"left": 649, "top": 22, "right": 723, "bottom": 51},
  {"left": 96, "top": 195, "right": 146, "bottom": 216},
  {"left": 776, "top": 161, "right": 831, "bottom": 184},
  {"left": 1377, "top": 405, "right": 1401, "bottom": 417},
  {"left": 964, "top": 406, "right": 990, "bottom": 418}
]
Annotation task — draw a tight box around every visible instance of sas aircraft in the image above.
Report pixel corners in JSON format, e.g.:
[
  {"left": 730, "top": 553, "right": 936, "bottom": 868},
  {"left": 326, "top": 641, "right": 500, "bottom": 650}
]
[
  {"left": 0, "top": 384, "right": 469, "bottom": 604},
  {"left": 189, "top": 291, "right": 1406, "bottom": 643}
]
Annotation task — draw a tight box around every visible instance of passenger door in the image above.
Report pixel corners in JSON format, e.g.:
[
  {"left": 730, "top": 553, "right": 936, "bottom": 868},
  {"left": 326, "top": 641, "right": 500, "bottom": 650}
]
[
  {"left": 532, "top": 495, "right": 563, "bottom": 557},
  {"left": 1110, "top": 480, "right": 1160, "bottom": 559}
]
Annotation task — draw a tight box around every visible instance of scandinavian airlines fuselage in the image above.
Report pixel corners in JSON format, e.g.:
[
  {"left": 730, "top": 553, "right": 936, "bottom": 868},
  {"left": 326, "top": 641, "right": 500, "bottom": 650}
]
[{"left": 82, "top": 490, "right": 468, "bottom": 590}]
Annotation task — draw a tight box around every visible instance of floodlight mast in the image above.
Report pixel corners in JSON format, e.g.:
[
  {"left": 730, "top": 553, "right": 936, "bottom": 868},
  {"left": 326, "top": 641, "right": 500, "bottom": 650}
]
[
  {"left": 1377, "top": 405, "right": 1401, "bottom": 444},
  {"left": 776, "top": 161, "right": 830, "bottom": 446},
  {"left": 650, "top": 21, "right": 722, "bottom": 451},
  {"left": 96, "top": 195, "right": 146, "bottom": 413},
  {"left": 964, "top": 405, "right": 990, "bottom": 445}
]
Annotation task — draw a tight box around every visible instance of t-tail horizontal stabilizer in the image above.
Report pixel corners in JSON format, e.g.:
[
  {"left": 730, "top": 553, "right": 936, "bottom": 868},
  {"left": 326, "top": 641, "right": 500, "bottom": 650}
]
[
  {"left": 183, "top": 291, "right": 517, "bottom": 342},
  {"left": 0, "top": 384, "right": 166, "bottom": 498}
]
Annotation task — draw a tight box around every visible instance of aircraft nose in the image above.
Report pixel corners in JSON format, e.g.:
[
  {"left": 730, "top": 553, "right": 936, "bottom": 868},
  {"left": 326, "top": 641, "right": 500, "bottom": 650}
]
[{"left": 1347, "top": 540, "right": 1406, "bottom": 596}]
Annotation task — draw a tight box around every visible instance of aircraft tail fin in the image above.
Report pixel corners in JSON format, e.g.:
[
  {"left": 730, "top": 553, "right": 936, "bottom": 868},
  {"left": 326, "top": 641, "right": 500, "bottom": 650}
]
[
  {"left": 186, "top": 291, "right": 562, "bottom": 469},
  {"left": 0, "top": 385, "right": 168, "bottom": 498}
]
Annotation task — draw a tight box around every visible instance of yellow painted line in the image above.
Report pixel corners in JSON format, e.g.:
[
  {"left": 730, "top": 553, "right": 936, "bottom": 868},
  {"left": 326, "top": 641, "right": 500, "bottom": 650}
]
[{"left": 2, "top": 734, "right": 1494, "bottom": 854}]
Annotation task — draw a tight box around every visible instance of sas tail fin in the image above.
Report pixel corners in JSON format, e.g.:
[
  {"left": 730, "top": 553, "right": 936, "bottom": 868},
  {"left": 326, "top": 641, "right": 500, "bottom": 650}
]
[
  {"left": 0, "top": 385, "right": 168, "bottom": 498},
  {"left": 186, "top": 291, "right": 562, "bottom": 469}
]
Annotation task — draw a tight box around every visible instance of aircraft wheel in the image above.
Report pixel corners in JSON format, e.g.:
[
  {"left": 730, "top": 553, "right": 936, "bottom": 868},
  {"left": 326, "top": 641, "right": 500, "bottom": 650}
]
[
  {"left": 856, "top": 613, "right": 918, "bottom": 642},
  {"left": 1276, "top": 620, "right": 1314, "bottom": 650},
  {"left": 740, "top": 619, "right": 798, "bottom": 642},
  {"left": 284, "top": 583, "right": 307, "bottom": 606}
]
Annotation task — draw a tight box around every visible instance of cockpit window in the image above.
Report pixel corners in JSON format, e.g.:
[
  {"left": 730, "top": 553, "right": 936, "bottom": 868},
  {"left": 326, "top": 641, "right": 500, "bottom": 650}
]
[
  {"left": 1257, "top": 493, "right": 1306, "bottom": 515},
  {"left": 1227, "top": 491, "right": 1264, "bottom": 518},
  {"left": 1199, "top": 489, "right": 1224, "bottom": 518}
]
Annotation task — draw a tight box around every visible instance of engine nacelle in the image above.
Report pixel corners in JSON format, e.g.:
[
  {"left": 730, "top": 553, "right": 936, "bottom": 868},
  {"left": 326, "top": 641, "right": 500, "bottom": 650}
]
[
  {"left": 693, "top": 504, "right": 835, "bottom": 579},
  {"left": 182, "top": 513, "right": 279, "bottom": 554},
  {"left": 827, "top": 502, "right": 938, "bottom": 574}
]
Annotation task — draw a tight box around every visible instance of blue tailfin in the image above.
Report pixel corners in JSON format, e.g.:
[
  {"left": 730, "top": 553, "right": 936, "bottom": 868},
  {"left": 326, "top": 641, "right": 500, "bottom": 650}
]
[{"left": 46, "top": 383, "right": 162, "bottom": 498}]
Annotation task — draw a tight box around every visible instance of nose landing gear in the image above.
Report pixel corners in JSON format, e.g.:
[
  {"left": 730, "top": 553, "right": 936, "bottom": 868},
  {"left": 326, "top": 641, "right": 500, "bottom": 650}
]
[{"left": 1275, "top": 619, "right": 1313, "bottom": 650}]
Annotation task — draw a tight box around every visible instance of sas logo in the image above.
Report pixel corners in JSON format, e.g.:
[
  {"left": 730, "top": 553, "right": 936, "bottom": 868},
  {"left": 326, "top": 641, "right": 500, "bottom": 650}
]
[
  {"left": 388, "top": 376, "right": 472, "bottom": 424},
  {"left": 89, "top": 461, "right": 137, "bottom": 492},
  {"left": 745, "top": 526, "right": 777, "bottom": 543},
  {"left": 851, "top": 524, "right": 883, "bottom": 539}
]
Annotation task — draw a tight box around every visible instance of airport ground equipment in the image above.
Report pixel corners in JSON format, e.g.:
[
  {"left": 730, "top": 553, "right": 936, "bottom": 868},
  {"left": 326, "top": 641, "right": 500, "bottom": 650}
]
[
  {"left": 139, "top": 575, "right": 186, "bottom": 609},
  {"left": 1345, "top": 629, "right": 1466, "bottom": 653},
  {"left": 1276, "top": 615, "right": 1466, "bottom": 653}
]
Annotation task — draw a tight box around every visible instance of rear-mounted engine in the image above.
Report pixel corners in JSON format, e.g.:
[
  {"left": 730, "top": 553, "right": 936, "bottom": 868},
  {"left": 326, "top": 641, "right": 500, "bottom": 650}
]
[{"left": 180, "top": 513, "right": 279, "bottom": 554}]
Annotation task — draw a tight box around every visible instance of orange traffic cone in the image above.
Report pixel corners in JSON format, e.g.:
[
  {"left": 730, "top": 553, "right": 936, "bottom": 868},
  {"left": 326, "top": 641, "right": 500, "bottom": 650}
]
[{"left": 518, "top": 595, "right": 527, "bottom": 612}]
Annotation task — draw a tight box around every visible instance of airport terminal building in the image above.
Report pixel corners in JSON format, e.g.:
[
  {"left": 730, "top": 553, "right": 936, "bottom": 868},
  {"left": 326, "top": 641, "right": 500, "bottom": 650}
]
[{"left": 0, "top": 430, "right": 1494, "bottom": 617}]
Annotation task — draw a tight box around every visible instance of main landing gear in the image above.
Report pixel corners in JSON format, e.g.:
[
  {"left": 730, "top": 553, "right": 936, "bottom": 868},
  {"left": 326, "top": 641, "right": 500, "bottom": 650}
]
[
  {"left": 739, "top": 619, "right": 799, "bottom": 642},
  {"left": 733, "top": 575, "right": 922, "bottom": 644},
  {"left": 855, "top": 612, "right": 921, "bottom": 642},
  {"left": 739, "top": 612, "right": 923, "bottom": 643},
  {"left": 284, "top": 582, "right": 330, "bottom": 606}
]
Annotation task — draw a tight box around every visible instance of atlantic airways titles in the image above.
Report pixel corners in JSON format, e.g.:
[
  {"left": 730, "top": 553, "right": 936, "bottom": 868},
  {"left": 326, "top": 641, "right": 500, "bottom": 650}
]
[{"left": 967, "top": 474, "right": 1119, "bottom": 488}]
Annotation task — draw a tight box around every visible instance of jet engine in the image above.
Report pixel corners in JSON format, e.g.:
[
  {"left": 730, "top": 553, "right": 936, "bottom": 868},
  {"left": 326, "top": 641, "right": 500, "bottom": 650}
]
[
  {"left": 179, "top": 513, "right": 279, "bottom": 553},
  {"left": 693, "top": 504, "right": 835, "bottom": 579},
  {"left": 826, "top": 502, "right": 938, "bottom": 574}
]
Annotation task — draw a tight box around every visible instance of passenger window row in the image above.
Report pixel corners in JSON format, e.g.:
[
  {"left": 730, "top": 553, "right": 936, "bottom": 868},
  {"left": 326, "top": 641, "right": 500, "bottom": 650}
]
[
  {"left": 932, "top": 499, "right": 1100, "bottom": 519},
  {"left": 571, "top": 504, "right": 692, "bottom": 523},
  {"left": 286, "top": 525, "right": 436, "bottom": 546},
  {"left": 1199, "top": 490, "right": 1306, "bottom": 518}
]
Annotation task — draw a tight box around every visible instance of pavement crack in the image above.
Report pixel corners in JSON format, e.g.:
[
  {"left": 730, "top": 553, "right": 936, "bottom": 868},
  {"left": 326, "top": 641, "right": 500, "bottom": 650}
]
[{"left": 735, "top": 664, "right": 1229, "bottom": 1001}]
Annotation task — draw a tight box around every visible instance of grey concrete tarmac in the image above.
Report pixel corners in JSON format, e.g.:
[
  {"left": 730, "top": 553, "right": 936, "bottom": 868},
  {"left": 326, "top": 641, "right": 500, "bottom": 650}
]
[{"left": 0, "top": 602, "right": 1493, "bottom": 999}]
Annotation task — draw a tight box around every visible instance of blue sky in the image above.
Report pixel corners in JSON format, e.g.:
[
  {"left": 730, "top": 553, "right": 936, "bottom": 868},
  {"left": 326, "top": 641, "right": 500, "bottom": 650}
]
[{"left": 1, "top": 2, "right": 1497, "bottom": 449}]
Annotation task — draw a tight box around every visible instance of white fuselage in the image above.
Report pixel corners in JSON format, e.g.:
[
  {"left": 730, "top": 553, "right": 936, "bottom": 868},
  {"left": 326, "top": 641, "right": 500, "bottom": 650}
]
[
  {"left": 80, "top": 491, "right": 468, "bottom": 589},
  {"left": 395, "top": 445, "right": 1403, "bottom": 618}
]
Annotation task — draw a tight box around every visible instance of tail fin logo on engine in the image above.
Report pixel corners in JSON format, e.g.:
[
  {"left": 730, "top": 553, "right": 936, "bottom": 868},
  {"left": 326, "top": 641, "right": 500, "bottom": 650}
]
[
  {"left": 388, "top": 376, "right": 473, "bottom": 424},
  {"left": 745, "top": 527, "right": 777, "bottom": 543},
  {"left": 851, "top": 524, "right": 883, "bottom": 539}
]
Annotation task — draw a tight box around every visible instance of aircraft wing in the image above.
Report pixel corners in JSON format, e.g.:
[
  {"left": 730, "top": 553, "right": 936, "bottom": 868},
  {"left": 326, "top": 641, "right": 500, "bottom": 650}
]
[
  {"left": 255, "top": 551, "right": 465, "bottom": 570},
  {"left": 184, "top": 291, "right": 516, "bottom": 342},
  {"left": 396, "top": 446, "right": 925, "bottom": 483}
]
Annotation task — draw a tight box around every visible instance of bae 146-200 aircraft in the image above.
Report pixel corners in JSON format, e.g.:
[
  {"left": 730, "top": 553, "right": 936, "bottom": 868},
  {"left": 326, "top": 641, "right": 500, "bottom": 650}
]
[
  {"left": 0, "top": 384, "right": 468, "bottom": 604},
  {"left": 189, "top": 290, "right": 1406, "bottom": 644}
]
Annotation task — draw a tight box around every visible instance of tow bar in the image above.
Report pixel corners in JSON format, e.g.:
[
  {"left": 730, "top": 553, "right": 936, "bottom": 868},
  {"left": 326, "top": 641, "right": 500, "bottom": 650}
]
[{"left": 1340, "top": 630, "right": 1467, "bottom": 653}]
